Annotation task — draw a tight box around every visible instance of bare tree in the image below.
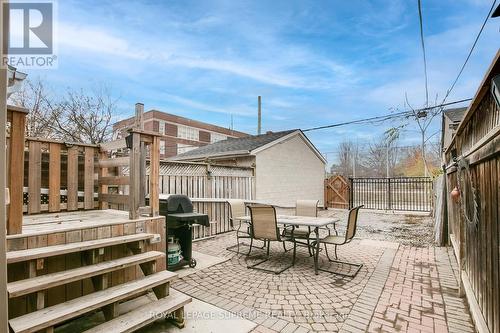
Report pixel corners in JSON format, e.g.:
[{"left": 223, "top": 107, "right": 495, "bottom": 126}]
[
  {"left": 387, "top": 93, "right": 442, "bottom": 177},
  {"left": 9, "top": 79, "right": 117, "bottom": 144},
  {"left": 9, "top": 78, "right": 55, "bottom": 138},
  {"left": 330, "top": 140, "right": 359, "bottom": 177},
  {"left": 48, "top": 86, "right": 116, "bottom": 144}
]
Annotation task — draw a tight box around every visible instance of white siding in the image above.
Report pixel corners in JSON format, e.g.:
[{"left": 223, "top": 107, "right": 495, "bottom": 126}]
[
  {"left": 254, "top": 134, "right": 325, "bottom": 207},
  {"left": 216, "top": 156, "right": 255, "bottom": 168}
]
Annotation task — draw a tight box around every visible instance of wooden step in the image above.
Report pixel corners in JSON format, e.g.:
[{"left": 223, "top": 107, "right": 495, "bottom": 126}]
[
  {"left": 9, "top": 270, "right": 178, "bottom": 333},
  {"left": 83, "top": 289, "right": 191, "bottom": 333},
  {"left": 7, "top": 233, "right": 155, "bottom": 264},
  {"left": 8, "top": 251, "right": 165, "bottom": 298}
]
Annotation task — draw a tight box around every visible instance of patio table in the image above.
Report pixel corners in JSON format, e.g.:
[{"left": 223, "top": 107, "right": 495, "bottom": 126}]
[{"left": 235, "top": 215, "right": 339, "bottom": 275}]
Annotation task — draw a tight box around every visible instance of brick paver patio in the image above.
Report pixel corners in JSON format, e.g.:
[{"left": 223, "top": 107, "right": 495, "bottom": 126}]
[{"left": 171, "top": 228, "right": 475, "bottom": 333}]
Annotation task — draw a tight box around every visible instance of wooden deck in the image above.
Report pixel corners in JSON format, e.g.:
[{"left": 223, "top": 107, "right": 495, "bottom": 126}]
[
  {"left": 5, "top": 208, "right": 183, "bottom": 333},
  {"left": 3, "top": 105, "right": 193, "bottom": 332},
  {"left": 9, "top": 210, "right": 158, "bottom": 239}
]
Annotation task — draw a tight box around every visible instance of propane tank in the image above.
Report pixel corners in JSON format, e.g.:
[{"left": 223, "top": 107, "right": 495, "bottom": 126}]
[{"left": 167, "top": 236, "right": 182, "bottom": 265}]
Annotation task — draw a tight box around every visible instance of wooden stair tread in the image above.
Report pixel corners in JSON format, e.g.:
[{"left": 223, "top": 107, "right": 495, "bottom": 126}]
[
  {"left": 9, "top": 270, "right": 178, "bottom": 333},
  {"left": 83, "top": 290, "right": 191, "bottom": 333},
  {"left": 8, "top": 251, "right": 165, "bottom": 298},
  {"left": 7, "top": 233, "right": 155, "bottom": 264}
]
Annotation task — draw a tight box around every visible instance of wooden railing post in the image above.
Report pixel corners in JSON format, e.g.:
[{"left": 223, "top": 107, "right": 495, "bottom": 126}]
[
  {"left": 7, "top": 106, "right": 28, "bottom": 235},
  {"left": 129, "top": 132, "right": 141, "bottom": 219},
  {"left": 48, "top": 143, "right": 61, "bottom": 212},
  {"left": 149, "top": 136, "right": 160, "bottom": 216}
]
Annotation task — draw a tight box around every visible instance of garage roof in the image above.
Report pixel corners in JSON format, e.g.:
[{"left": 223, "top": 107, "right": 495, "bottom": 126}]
[{"left": 173, "top": 129, "right": 297, "bottom": 161}]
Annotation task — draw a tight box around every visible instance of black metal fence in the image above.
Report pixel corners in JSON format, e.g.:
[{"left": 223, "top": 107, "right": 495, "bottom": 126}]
[{"left": 349, "top": 177, "right": 433, "bottom": 212}]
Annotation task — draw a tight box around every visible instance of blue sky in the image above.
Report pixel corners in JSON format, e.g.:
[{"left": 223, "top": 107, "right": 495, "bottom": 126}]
[{"left": 24, "top": 0, "right": 499, "bottom": 165}]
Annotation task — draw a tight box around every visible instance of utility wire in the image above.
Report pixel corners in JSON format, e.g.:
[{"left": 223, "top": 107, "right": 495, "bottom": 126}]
[
  {"left": 418, "top": 0, "right": 429, "bottom": 107},
  {"left": 440, "top": 0, "right": 497, "bottom": 105},
  {"left": 301, "top": 98, "right": 472, "bottom": 132},
  {"left": 322, "top": 145, "right": 426, "bottom": 155}
]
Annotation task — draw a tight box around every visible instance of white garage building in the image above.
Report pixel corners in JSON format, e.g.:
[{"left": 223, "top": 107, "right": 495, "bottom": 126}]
[{"left": 173, "top": 129, "right": 326, "bottom": 207}]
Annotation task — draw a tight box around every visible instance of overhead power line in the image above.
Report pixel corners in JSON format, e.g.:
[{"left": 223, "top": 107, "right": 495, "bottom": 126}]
[
  {"left": 417, "top": 0, "right": 429, "bottom": 106},
  {"left": 322, "top": 145, "right": 427, "bottom": 155},
  {"left": 440, "top": 0, "right": 497, "bottom": 105},
  {"left": 301, "top": 98, "right": 472, "bottom": 133}
]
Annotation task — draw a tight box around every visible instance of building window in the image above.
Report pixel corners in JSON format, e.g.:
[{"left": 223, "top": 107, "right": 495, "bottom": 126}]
[
  {"left": 178, "top": 125, "right": 199, "bottom": 141},
  {"left": 177, "top": 143, "right": 197, "bottom": 155},
  {"left": 159, "top": 121, "right": 165, "bottom": 134},
  {"left": 210, "top": 133, "right": 227, "bottom": 143},
  {"left": 160, "top": 140, "right": 166, "bottom": 155}
]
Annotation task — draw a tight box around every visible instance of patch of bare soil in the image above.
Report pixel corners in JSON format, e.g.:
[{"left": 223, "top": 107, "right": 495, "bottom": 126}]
[{"left": 318, "top": 209, "right": 434, "bottom": 247}]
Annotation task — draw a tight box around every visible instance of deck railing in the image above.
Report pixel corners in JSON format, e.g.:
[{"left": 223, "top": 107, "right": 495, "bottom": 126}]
[
  {"left": 21, "top": 138, "right": 99, "bottom": 214},
  {"left": 98, "top": 129, "right": 160, "bottom": 219},
  {"left": 6, "top": 104, "right": 161, "bottom": 234}
]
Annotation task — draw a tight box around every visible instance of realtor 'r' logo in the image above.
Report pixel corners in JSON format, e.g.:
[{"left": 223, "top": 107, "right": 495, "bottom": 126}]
[{"left": 3, "top": 2, "right": 53, "bottom": 54}]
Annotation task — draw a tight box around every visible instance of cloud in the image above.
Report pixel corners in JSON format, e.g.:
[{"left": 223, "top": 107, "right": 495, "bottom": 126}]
[
  {"left": 167, "top": 56, "right": 305, "bottom": 88},
  {"left": 58, "top": 22, "right": 149, "bottom": 59},
  {"left": 55, "top": 11, "right": 358, "bottom": 90},
  {"left": 155, "top": 93, "right": 255, "bottom": 117},
  {"left": 37, "top": 0, "right": 499, "bottom": 156}
]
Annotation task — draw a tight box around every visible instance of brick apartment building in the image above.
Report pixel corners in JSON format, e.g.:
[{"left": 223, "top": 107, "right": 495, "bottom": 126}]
[{"left": 112, "top": 110, "right": 248, "bottom": 158}]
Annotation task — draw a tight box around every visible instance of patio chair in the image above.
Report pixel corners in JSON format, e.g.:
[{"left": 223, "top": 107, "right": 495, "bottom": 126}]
[
  {"left": 313, "top": 205, "right": 364, "bottom": 278},
  {"left": 247, "top": 205, "right": 297, "bottom": 274},
  {"left": 225, "top": 199, "right": 252, "bottom": 255},
  {"left": 282, "top": 200, "right": 318, "bottom": 256}
]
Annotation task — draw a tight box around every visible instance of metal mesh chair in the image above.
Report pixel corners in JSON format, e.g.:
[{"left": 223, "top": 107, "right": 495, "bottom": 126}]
[
  {"left": 313, "top": 205, "right": 364, "bottom": 277},
  {"left": 247, "top": 205, "right": 297, "bottom": 274},
  {"left": 282, "top": 200, "right": 318, "bottom": 255},
  {"left": 226, "top": 200, "right": 252, "bottom": 255}
]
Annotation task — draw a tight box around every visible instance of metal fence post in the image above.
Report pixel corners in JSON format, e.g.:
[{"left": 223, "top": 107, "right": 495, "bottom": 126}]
[
  {"left": 387, "top": 178, "right": 392, "bottom": 210},
  {"left": 349, "top": 178, "right": 354, "bottom": 209}
]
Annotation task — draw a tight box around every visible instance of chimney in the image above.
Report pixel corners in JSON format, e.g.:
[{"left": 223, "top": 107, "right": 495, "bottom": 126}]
[
  {"left": 135, "top": 103, "right": 144, "bottom": 130},
  {"left": 257, "top": 96, "right": 262, "bottom": 135}
]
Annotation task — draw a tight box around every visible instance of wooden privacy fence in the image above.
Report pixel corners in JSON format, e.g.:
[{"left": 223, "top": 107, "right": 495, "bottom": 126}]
[
  {"left": 146, "top": 161, "right": 255, "bottom": 239},
  {"left": 443, "top": 52, "right": 500, "bottom": 333},
  {"left": 324, "top": 175, "right": 349, "bottom": 209},
  {"left": 349, "top": 177, "right": 433, "bottom": 212}
]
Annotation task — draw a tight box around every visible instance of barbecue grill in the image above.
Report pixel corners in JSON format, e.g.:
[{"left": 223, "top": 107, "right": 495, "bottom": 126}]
[{"left": 158, "top": 194, "right": 209, "bottom": 271}]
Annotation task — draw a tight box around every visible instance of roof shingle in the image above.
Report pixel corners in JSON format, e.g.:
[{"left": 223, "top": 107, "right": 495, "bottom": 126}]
[
  {"left": 173, "top": 129, "right": 298, "bottom": 160},
  {"left": 444, "top": 107, "right": 467, "bottom": 123}
]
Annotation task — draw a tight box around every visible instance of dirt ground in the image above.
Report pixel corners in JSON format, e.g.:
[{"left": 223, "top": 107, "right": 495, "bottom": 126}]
[{"left": 275, "top": 207, "right": 435, "bottom": 247}]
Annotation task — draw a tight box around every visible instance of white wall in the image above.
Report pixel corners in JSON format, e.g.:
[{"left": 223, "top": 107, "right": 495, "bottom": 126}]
[
  {"left": 255, "top": 134, "right": 325, "bottom": 207},
  {"left": 214, "top": 156, "right": 255, "bottom": 168}
]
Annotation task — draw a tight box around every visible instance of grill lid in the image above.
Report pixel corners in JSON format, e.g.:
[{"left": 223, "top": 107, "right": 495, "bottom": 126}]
[{"left": 164, "top": 194, "right": 193, "bottom": 213}]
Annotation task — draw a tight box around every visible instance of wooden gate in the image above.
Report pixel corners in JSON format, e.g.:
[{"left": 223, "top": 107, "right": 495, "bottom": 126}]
[{"left": 324, "top": 175, "right": 349, "bottom": 209}]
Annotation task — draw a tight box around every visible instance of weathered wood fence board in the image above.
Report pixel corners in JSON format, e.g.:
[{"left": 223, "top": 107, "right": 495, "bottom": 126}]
[
  {"left": 149, "top": 161, "right": 255, "bottom": 239},
  {"left": 324, "top": 175, "right": 349, "bottom": 209},
  {"left": 20, "top": 138, "right": 100, "bottom": 215},
  {"left": 444, "top": 51, "right": 500, "bottom": 333},
  {"left": 7, "top": 106, "right": 28, "bottom": 234}
]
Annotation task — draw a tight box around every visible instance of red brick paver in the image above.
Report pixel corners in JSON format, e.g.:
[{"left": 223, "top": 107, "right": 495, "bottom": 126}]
[
  {"left": 173, "top": 230, "right": 475, "bottom": 332},
  {"left": 362, "top": 246, "right": 474, "bottom": 333}
]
